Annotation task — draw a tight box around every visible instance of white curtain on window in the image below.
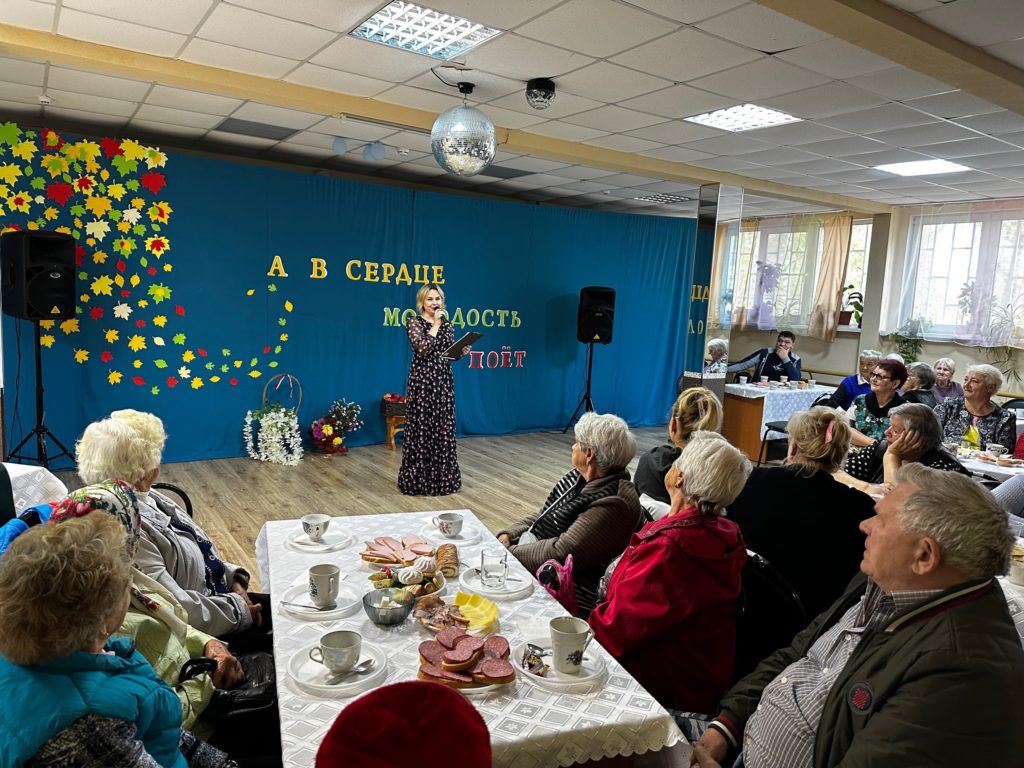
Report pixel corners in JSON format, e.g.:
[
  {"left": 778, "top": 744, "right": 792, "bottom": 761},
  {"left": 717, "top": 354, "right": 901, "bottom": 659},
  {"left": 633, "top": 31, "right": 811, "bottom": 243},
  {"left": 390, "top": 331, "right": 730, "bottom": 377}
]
[{"left": 807, "top": 213, "right": 854, "bottom": 342}]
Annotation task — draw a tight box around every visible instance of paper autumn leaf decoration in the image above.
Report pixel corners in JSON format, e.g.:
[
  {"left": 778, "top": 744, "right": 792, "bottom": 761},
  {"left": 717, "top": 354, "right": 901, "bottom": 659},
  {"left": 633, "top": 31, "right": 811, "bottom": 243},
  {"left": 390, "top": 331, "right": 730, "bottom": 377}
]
[
  {"left": 127, "top": 335, "right": 146, "bottom": 353},
  {"left": 140, "top": 172, "right": 166, "bottom": 195},
  {"left": 73, "top": 349, "right": 89, "bottom": 363},
  {"left": 108, "top": 370, "right": 122, "bottom": 384},
  {"left": 0, "top": 164, "right": 22, "bottom": 184},
  {"left": 113, "top": 303, "right": 132, "bottom": 320}
]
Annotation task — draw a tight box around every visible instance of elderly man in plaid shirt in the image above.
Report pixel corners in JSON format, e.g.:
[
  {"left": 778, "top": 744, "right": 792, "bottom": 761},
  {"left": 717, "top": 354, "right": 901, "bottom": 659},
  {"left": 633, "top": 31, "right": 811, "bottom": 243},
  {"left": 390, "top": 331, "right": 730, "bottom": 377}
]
[{"left": 689, "top": 464, "right": 1024, "bottom": 768}]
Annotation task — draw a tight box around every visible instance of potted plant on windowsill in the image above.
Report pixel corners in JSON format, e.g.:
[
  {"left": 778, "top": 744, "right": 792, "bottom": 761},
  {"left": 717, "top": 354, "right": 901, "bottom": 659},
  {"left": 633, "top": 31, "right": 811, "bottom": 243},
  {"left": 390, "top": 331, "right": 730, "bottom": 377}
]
[{"left": 839, "top": 284, "right": 864, "bottom": 327}]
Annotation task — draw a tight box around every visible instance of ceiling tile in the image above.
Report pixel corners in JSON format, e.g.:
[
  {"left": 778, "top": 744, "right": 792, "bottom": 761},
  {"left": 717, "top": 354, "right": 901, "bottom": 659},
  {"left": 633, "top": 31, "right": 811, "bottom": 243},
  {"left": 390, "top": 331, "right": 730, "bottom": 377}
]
[
  {"left": 58, "top": 8, "right": 187, "bottom": 56},
  {"left": 204, "top": 130, "right": 279, "bottom": 148},
  {"left": 596, "top": 172, "right": 663, "bottom": 187},
  {"left": 231, "top": 102, "right": 323, "bottom": 130},
  {"left": 917, "top": 0, "right": 1024, "bottom": 47},
  {"left": 465, "top": 34, "right": 595, "bottom": 81},
  {"left": 818, "top": 168, "right": 893, "bottom": 183},
  {"left": 402, "top": 69, "right": 522, "bottom": 103},
  {"left": 134, "top": 103, "right": 224, "bottom": 129},
  {"left": 916, "top": 136, "right": 1018, "bottom": 159},
  {"left": 611, "top": 28, "right": 761, "bottom": 82},
  {"left": 819, "top": 103, "right": 939, "bottom": 133},
  {"left": 846, "top": 66, "right": 955, "bottom": 101},
  {"left": 746, "top": 121, "right": 852, "bottom": 145},
  {"left": 44, "top": 106, "right": 127, "bottom": 127},
  {"left": 949, "top": 179, "right": 1024, "bottom": 195},
  {"left": 774, "top": 38, "right": 894, "bottom": 80},
  {"left": 960, "top": 150, "right": 1024, "bottom": 170},
  {"left": 228, "top": 0, "right": 381, "bottom": 32},
  {"left": 687, "top": 58, "right": 829, "bottom": 101},
  {"left": 284, "top": 64, "right": 392, "bottom": 97},
  {"left": 197, "top": 4, "right": 338, "bottom": 59},
  {"left": 956, "top": 110, "right": 1024, "bottom": 136},
  {"left": 0, "top": 82, "right": 49, "bottom": 105},
  {"left": 903, "top": 90, "right": 1002, "bottom": 119},
  {"left": 496, "top": 156, "right": 572, "bottom": 173},
  {"left": 44, "top": 88, "right": 137, "bottom": 117},
  {"left": 625, "top": 120, "right": 725, "bottom": 144},
  {"left": 0, "top": 0, "right": 56, "bottom": 31},
  {"left": 47, "top": 66, "right": 151, "bottom": 101},
  {"left": 551, "top": 165, "right": 616, "bottom": 181},
  {"left": 145, "top": 84, "right": 242, "bottom": 115},
  {"left": 924, "top": 169, "right": 1002, "bottom": 184},
  {"left": 851, "top": 148, "right": 935, "bottom": 166},
  {"left": 691, "top": 156, "right": 762, "bottom": 172},
  {"left": 516, "top": 0, "right": 677, "bottom": 58},
  {"left": 0, "top": 56, "right": 46, "bottom": 86},
  {"left": 384, "top": 130, "right": 433, "bottom": 154},
  {"left": 985, "top": 37, "right": 1024, "bottom": 69},
  {"left": 425, "top": 0, "right": 565, "bottom": 29},
  {"left": 619, "top": 84, "right": 733, "bottom": 120},
  {"left": 762, "top": 82, "right": 888, "bottom": 119},
  {"left": 555, "top": 61, "right": 672, "bottom": 103},
  {"left": 679, "top": 133, "right": 776, "bottom": 156},
  {"left": 62, "top": 0, "right": 214, "bottom": 34},
  {"left": 486, "top": 90, "right": 604, "bottom": 120},
  {"left": 995, "top": 165, "right": 1024, "bottom": 180},
  {"left": 277, "top": 130, "right": 336, "bottom": 150},
  {"left": 562, "top": 105, "right": 664, "bottom": 132},
  {"left": 639, "top": 144, "right": 716, "bottom": 163},
  {"left": 584, "top": 134, "right": 665, "bottom": 152},
  {"left": 795, "top": 135, "right": 888, "bottom": 157},
  {"left": 376, "top": 84, "right": 464, "bottom": 113},
  {"left": 181, "top": 39, "right": 297, "bottom": 77},
  {"left": 477, "top": 104, "right": 548, "bottom": 130},
  {"left": 869, "top": 121, "right": 976, "bottom": 146},
  {"left": 695, "top": 4, "right": 830, "bottom": 53},
  {"left": 616, "top": 0, "right": 747, "bottom": 24},
  {"left": 634, "top": 180, "right": 700, "bottom": 194},
  {"left": 552, "top": 180, "right": 617, "bottom": 194},
  {"left": 737, "top": 147, "right": 824, "bottom": 166},
  {"left": 777, "top": 157, "right": 866, "bottom": 175},
  {"left": 127, "top": 119, "right": 207, "bottom": 139},
  {"left": 525, "top": 120, "right": 610, "bottom": 141},
  {"left": 312, "top": 36, "right": 433, "bottom": 82}
]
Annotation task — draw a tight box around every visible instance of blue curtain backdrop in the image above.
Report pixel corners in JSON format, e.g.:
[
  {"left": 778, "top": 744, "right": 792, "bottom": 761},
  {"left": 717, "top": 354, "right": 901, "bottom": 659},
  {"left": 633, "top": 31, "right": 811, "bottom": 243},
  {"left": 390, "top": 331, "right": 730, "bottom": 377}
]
[{"left": 0, "top": 130, "right": 695, "bottom": 467}]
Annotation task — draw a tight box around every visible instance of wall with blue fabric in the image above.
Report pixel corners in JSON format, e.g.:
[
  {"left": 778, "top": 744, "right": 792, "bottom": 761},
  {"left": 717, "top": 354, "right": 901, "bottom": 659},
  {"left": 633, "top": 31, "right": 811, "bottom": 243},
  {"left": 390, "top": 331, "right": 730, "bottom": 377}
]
[{"left": 0, "top": 126, "right": 695, "bottom": 467}]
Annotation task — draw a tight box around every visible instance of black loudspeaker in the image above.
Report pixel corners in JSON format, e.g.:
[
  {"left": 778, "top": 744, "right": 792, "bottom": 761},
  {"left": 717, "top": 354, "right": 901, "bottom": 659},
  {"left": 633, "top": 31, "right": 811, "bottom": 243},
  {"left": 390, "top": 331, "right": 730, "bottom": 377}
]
[
  {"left": 0, "top": 230, "right": 76, "bottom": 320},
  {"left": 576, "top": 286, "right": 615, "bottom": 344}
]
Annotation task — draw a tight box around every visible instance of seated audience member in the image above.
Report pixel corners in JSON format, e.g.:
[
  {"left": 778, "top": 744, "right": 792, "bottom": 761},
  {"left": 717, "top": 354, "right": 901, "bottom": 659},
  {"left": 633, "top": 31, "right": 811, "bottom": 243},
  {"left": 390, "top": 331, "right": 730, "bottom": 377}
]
[
  {"left": 590, "top": 432, "right": 750, "bottom": 713},
  {"left": 848, "top": 358, "right": 907, "bottom": 447},
  {"left": 497, "top": 412, "right": 642, "bottom": 617},
  {"left": 726, "top": 330, "right": 801, "bottom": 382},
  {"left": 703, "top": 338, "right": 729, "bottom": 375},
  {"left": 884, "top": 352, "right": 905, "bottom": 364},
  {"left": 933, "top": 356, "right": 964, "bottom": 403},
  {"left": 634, "top": 387, "right": 722, "bottom": 507},
  {"left": 689, "top": 466, "right": 1024, "bottom": 768},
  {"left": 902, "top": 362, "right": 938, "bottom": 408},
  {"left": 729, "top": 407, "right": 875, "bottom": 618},
  {"left": 77, "top": 411, "right": 270, "bottom": 643},
  {"left": 316, "top": 681, "right": 490, "bottom": 768},
  {"left": 992, "top": 474, "right": 1024, "bottom": 526},
  {"left": 934, "top": 364, "right": 1016, "bottom": 452},
  {"left": 0, "top": 513, "right": 188, "bottom": 768},
  {"left": 844, "top": 403, "right": 968, "bottom": 487},
  {"left": 825, "top": 349, "right": 880, "bottom": 410}
]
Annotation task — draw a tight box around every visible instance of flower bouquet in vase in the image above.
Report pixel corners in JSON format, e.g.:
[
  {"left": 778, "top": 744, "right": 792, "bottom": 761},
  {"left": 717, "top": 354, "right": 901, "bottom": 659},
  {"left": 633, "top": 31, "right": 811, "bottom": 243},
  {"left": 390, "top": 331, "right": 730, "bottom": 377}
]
[{"left": 310, "top": 399, "right": 363, "bottom": 454}]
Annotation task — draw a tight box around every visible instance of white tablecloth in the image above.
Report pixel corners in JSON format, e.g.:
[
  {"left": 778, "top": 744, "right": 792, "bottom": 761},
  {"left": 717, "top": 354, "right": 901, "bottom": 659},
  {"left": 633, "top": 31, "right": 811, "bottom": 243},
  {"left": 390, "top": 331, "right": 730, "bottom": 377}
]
[
  {"left": 260, "top": 512, "right": 688, "bottom": 768},
  {"left": 3, "top": 462, "right": 67, "bottom": 509},
  {"left": 724, "top": 384, "right": 833, "bottom": 439},
  {"left": 959, "top": 457, "right": 1024, "bottom": 483}
]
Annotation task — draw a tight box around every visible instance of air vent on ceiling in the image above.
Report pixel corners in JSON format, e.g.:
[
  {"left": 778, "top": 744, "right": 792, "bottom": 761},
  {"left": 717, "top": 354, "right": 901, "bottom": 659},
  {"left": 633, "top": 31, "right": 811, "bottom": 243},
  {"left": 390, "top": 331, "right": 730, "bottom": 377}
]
[{"left": 215, "top": 118, "right": 298, "bottom": 141}]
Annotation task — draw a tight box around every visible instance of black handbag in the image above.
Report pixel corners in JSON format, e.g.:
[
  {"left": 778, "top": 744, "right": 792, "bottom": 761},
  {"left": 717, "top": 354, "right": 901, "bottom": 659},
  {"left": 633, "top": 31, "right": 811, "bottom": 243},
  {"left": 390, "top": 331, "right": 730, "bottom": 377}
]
[{"left": 180, "top": 651, "right": 276, "bottom": 722}]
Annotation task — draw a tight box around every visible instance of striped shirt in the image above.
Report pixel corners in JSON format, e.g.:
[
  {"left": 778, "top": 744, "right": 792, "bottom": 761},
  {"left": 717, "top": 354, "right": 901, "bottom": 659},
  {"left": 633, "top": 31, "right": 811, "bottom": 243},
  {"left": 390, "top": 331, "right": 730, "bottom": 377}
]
[{"left": 742, "top": 582, "right": 942, "bottom": 768}]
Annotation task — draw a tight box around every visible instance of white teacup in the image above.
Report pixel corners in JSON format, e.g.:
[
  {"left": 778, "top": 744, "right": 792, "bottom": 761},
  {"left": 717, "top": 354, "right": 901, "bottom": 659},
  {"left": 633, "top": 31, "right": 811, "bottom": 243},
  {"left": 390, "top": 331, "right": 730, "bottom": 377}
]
[
  {"left": 309, "top": 630, "right": 361, "bottom": 673},
  {"left": 550, "top": 616, "right": 594, "bottom": 675},
  {"left": 301, "top": 513, "right": 331, "bottom": 542},
  {"left": 432, "top": 512, "right": 464, "bottom": 538},
  {"left": 986, "top": 443, "right": 1008, "bottom": 457},
  {"left": 308, "top": 563, "right": 340, "bottom": 607},
  {"left": 779, "top": 376, "right": 789, "bottom": 384},
  {"left": 738, "top": 375, "right": 749, "bottom": 384},
  {"left": 807, "top": 379, "right": 817, "bottom": 388},
  {"left": 760, "top": 375, "right": 769, "bottom": 384}
]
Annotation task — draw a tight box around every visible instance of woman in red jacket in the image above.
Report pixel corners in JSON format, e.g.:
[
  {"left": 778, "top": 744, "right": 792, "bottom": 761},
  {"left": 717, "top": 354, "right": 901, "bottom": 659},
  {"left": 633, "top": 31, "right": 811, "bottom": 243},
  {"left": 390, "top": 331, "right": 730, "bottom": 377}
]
[{"left": 589, "top": 431, "right": 750, "bottom": 714}]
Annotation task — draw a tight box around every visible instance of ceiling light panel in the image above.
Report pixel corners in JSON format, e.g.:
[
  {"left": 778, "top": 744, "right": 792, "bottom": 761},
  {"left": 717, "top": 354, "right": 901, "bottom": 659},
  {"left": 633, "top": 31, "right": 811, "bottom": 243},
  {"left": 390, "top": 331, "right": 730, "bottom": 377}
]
[
  {"left": 874, "top": 159, "right": 973, "bottom": 176},
  {"left": 350, "top": 1, "right": 501, "bottom": 60},
  {"left": 684, "top": 103, "right": 801, "bottom": 133},
  {"left": 634, "top": 193, "right": 693, "bottom": 204}
]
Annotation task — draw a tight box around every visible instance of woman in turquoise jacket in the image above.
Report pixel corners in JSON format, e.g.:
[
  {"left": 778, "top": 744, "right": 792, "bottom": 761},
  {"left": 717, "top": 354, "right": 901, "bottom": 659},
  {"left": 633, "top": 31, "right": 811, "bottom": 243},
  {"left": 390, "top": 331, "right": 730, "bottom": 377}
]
[{"left": 0, "top": 511, "right": 187, "bottom": 767}]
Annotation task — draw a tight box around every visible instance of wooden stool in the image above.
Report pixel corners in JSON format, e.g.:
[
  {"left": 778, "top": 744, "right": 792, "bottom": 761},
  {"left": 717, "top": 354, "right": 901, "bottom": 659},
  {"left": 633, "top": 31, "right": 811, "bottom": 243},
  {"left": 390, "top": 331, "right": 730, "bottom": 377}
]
[{"left": 385, "top": 414, "right": 406, "bottom": 450}]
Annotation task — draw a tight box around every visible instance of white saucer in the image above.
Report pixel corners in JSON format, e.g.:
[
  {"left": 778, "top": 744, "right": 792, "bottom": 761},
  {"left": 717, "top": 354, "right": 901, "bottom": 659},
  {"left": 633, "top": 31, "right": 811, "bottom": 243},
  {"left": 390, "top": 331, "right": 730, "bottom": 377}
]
[
  {"left": 458, "top": 568, "right": 534, "bottom": 601},
  {"left": 417, "top": 521, "right": 482, "bottom": 546},
  {"left": 284, "top": 527, "right": 352, "bottom": 554},
  {"left": 279, "top": 583, "right": 361, "bottom": 621},
  {"left": 458, "top": 679, "right": 514, "bottom": 697},
  {"left": 512, "top": 639, "right": 607, "bottom": 693},
  {"left": 287, "top": 642, "right": 387, "bottom": 697}
]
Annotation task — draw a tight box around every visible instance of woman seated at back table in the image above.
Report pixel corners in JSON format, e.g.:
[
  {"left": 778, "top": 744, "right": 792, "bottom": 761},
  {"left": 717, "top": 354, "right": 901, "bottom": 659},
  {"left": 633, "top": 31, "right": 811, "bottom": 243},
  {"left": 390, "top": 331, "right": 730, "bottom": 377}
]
[
  {"left": 497, "top": 412, "right": 643, "bottom": 618},
  {"left": 0, "top": 513, "right": 189, "bottom": 768},
  {"left": 728, "top": 406, "right": 875, "bottom": 618},
  {"left": 825, "top": 348, "right": 879, "bottom": 410},
  {"left": 934, "top": 363, "right": 1016, "bottom": 453},
  {"left": 843, "top": 403, "right": 969, "bottom": 487},
  {"left": 77, "top": 410, "right": 270, "bottom": 646},
  {"left": 589, "top": 431, "right": 750, "bottom": 714},
  {"left": 848, "top": 358, "right": 907, "bottom": 447},
  {"left": 902, "top": 362, "right": 938, "bottom": 408},
  {"left": 634, "top": 387, "right": 722, "bottom": 508},
  {"left": 933, "top": 356, "right": 964, "bottom": 403}
]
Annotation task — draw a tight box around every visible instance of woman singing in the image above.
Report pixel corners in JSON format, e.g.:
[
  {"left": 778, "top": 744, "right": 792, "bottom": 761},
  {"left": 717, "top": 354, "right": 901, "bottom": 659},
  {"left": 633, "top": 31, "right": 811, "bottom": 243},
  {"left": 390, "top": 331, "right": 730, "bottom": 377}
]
[{"left": 398, "top": 283, "right": 466, "bottom": 495}]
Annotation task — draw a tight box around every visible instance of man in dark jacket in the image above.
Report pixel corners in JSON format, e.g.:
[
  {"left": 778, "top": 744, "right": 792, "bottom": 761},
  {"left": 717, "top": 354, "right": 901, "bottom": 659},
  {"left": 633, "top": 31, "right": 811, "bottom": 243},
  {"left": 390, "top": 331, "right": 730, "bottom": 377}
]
[
  {"left": 725, "top": 331, "right": 801, "bottom": 382},
  {"left": 691, "top": 464, "right": 1024, "bottom": 768}
]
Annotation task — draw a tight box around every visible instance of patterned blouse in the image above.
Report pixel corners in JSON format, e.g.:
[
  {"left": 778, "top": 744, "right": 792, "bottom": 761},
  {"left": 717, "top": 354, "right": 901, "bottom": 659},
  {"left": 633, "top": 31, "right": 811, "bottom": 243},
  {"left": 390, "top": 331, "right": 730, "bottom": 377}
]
[
  {"left": 844, "top": 441, "right": 970, "bottom": 483},
  {"left": 851, "top": 392, "right": 905, "bottom": 442},
  {"left": 933, "top": 396, "right": 1016, "bottom": 452}
]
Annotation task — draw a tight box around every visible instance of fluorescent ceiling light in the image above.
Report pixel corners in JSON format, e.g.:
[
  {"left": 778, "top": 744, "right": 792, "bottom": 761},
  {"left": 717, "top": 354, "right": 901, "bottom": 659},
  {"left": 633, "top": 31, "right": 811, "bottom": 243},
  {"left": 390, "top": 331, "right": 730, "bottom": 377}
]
[
  {"left": 634, "top": 193, "right": 693, "bottom": 204},
  {"left": 874, "top": 159, "right": 972, "bottom": 176},
  {"left": 683, "top": 103, "right": 800, "bottom": 133},
  {"left": 351, "top": 1, "right": 501, "bottom": 60}
]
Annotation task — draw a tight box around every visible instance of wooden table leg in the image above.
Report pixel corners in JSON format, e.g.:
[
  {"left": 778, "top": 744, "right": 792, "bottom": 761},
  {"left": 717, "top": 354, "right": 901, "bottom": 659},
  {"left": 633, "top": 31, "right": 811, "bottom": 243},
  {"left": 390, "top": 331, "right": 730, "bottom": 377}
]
[{"left": 386, "top": 415, "right": 406, "bottom": 450}]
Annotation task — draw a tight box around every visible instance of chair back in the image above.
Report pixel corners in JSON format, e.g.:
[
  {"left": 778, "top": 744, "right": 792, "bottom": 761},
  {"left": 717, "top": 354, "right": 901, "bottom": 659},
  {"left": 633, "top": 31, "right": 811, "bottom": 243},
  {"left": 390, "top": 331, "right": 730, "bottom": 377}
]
[
  {"left": 152, "top": 481, "right": 193, "bottom": 518},
  {"left": 1001, "top": 397, "right": 1024, "bottom": 411},
  {"left": 732, "top": 549, "right": 809, "bottom": 683},
  {"left": 812, "top": 392, "right": 837, "bottom": 407}
]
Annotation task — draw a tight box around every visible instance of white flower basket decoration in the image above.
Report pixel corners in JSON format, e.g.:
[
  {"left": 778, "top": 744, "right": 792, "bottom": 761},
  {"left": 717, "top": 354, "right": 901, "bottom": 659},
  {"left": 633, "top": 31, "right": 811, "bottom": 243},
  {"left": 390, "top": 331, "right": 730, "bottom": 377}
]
[{"left": 243, "top": 374, "right": 303, "bottom": 466}]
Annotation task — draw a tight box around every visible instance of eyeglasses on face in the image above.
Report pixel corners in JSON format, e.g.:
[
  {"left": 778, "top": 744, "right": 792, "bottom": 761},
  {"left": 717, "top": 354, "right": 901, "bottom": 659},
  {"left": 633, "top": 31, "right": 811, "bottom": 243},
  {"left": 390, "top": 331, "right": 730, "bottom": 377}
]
[{"left": 869, "top": 372, "right": 892, "bottom": 381}]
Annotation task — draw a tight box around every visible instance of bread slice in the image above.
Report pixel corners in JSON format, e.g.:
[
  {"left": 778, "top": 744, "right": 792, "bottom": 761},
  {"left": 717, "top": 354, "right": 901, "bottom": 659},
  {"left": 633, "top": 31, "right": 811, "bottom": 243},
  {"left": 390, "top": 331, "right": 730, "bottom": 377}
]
[
  {"left": 471, "top": 658, "right": 515, "bottom": 685},
  {"left": 417, "top": 664, "right": 476, "bottom": 688}
]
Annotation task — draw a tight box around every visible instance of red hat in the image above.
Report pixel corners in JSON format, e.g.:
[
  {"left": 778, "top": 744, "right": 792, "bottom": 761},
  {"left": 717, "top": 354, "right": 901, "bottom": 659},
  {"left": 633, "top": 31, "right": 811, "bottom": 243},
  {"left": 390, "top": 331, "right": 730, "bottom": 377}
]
[{"left": 316, "top": 681, "right": 491, "bottom": 768}]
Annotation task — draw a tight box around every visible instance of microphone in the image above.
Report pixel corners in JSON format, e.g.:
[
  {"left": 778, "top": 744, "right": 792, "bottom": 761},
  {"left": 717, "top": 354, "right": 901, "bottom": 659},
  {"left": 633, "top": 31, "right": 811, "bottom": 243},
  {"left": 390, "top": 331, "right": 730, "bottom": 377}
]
[{"left": 436, "top": 309, "right": 449, "bottom": 322}]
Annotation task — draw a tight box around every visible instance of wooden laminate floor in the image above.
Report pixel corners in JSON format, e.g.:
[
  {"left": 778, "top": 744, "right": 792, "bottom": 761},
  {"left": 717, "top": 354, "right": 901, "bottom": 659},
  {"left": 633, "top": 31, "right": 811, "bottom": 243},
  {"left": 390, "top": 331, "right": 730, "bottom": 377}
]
[{"left": 55, "top": 426, "right": 667, "bottom": 590}]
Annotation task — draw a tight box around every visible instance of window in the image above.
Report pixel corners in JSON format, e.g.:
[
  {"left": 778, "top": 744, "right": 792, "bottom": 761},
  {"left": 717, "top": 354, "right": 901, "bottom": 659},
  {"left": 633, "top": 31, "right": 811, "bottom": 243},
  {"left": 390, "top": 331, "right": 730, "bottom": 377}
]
[{"left": 846, "top": 220, "right": 872, "bottom": 298}]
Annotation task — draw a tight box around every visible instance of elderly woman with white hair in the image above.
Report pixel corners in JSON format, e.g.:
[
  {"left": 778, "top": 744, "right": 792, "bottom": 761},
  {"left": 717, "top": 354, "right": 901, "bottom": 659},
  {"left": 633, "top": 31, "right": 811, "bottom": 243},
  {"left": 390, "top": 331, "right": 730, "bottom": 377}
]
[
  {"left": 703, "top": 338, "right": 729, "bottom": 375},
  {"left": 903, "top": 362, "right": 938, "bottom": 408},
  {"left": 589, "top": 432, "right": 750, "bottom": 713},
  {"left": 933, "top": 364, "right": 1016, "bottom": 452},
  {"left": 497, "top": 412, "right": 643, "bottom": 617},
  {"left": 933, "top": 357, "right": 964, "bottom": 403},
  {"left": 76, "top": 411, "right": 269, "bottom": 645},
  {"left": 827, "top": 349, "right": 881, "bottom": 410}
]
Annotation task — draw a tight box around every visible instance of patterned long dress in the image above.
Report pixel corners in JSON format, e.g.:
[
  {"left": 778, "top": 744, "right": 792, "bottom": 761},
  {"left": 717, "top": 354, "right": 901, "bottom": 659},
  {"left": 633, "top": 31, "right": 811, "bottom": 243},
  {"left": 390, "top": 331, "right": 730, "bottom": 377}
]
[{"left": 397, "top": 315, "right": 461, "bottom": 495}]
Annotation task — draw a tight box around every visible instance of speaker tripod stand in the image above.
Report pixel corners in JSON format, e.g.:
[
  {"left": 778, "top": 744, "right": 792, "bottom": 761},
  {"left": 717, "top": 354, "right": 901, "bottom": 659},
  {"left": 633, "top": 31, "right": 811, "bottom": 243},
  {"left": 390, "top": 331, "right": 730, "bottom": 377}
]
[
  {"left": 9, "top": 321, "right": 74, "bottom": 468},
  {"left": 563, "top": 341, "right": 597, "bottom": 433}
]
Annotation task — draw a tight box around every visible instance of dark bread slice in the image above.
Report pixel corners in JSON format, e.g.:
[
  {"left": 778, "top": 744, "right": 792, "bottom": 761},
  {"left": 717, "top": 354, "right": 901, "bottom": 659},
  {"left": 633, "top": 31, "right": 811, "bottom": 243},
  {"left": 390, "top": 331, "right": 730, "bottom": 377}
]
[
  {"left": 471, "top": 658, "right": 515, "bottom": 685},
  {"left": 418, "top": 663, "right": 476, "bottom": 689}
]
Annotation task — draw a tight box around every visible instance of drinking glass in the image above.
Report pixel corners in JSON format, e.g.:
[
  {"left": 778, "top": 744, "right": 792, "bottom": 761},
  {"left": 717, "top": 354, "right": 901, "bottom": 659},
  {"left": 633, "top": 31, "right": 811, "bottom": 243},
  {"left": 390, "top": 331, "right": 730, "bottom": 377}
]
[{"left": 479, "top": 549, "right": 508, "bottom": 589}]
